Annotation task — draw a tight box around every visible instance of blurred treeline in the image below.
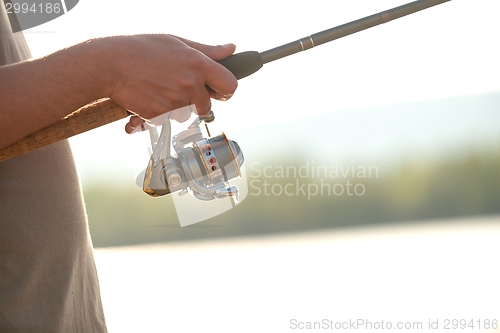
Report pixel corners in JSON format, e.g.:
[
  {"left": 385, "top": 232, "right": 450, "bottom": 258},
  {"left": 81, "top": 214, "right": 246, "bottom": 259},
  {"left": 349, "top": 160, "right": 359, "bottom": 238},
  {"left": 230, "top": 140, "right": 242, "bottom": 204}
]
[{"left": 85, "top": 149, "right": 500, "bottom": 248}]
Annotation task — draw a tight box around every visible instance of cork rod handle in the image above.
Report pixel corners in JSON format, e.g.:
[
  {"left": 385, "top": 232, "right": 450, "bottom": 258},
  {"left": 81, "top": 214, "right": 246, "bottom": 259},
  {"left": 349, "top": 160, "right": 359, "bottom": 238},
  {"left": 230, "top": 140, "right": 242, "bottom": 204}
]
[{"left": 0, "top": 99, "right": 129, "bottom": 162}]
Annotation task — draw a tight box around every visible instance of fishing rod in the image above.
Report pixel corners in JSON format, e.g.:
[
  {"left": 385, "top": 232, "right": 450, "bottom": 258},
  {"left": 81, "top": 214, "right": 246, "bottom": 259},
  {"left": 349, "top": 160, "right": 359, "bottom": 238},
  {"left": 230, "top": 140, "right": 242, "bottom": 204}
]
[{"left": 0, "top": 0, "right": 451, "bottom": 163}]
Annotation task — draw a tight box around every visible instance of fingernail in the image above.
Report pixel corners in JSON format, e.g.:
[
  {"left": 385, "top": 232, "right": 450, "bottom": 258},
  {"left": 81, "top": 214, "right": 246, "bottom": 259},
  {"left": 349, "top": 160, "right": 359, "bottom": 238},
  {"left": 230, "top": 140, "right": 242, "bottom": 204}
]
[{"left": 215, "top": 92, "right": 233, "bottom": 101}]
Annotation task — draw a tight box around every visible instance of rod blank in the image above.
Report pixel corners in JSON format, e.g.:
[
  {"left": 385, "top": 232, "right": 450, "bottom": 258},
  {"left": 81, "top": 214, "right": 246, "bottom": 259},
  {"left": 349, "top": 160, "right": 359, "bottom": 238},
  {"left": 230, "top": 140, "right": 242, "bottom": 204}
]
[{"left": 260, "top": 0, "right": 451, "bottom": 64}]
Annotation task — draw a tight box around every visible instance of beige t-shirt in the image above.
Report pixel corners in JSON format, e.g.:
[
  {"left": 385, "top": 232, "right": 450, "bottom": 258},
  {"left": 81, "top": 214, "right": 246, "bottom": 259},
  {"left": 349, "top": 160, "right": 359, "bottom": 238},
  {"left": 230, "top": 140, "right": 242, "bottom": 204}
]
[{"left": 0, "top": 3, "right": 107, "bottom": 332}]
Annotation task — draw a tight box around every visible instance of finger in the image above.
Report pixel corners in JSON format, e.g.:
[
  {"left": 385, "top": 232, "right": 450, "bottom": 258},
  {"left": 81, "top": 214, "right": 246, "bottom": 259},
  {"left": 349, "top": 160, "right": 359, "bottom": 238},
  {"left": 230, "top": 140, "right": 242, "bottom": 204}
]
[
  {"left": 125, "top": 115, "right": 146, "bottom": 134},
  {"left": 206, "top": 85, "right": 232, "bottom": 101},
  {"left": 205, "top": 63, "right": 238, "bottom": 101},
  {"left": 196, "top": 49, "right": 238, "bottom": 101},
  {"left": 171, "top": 36, "right": 238, "bottom": 101},
  {"left": 191, "top": 86, "right": 212, "bottom": 116}
]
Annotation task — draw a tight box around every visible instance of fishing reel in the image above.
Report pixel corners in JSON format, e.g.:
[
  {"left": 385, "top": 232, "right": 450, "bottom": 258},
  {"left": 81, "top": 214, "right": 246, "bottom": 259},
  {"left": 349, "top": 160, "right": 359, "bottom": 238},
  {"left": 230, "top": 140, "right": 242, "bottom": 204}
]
[{"left": 142, "top": 109, "right": 245, "bottom": 204}]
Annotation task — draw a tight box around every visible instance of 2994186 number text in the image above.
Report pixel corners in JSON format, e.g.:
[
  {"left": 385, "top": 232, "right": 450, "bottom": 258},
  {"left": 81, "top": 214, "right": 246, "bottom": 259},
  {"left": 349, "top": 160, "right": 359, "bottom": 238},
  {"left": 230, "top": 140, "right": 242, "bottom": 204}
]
[
  {"left": 443, "top": 319, "right": 498, "bottom": 330},
  {"left": 5, "top": 2, "right": 62, "bottom": 14}
]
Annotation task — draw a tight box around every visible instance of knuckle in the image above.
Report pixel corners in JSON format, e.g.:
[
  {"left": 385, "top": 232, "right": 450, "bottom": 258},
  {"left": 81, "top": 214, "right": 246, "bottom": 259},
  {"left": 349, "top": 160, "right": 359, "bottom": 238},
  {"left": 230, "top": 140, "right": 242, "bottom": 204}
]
[
  {"left": 176, "top": 76, "right": 196, "bottom": 90},
  {"left": 184, "top": 51, "right": 207, "bottom": 71}
]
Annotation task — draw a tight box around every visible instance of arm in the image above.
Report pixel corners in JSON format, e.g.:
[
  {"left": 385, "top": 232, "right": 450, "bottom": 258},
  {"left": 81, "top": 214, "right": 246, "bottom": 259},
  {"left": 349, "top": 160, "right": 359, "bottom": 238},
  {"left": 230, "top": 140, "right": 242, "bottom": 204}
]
[{"left": 0, "top": 34, "right": 237, "bottom": 149}]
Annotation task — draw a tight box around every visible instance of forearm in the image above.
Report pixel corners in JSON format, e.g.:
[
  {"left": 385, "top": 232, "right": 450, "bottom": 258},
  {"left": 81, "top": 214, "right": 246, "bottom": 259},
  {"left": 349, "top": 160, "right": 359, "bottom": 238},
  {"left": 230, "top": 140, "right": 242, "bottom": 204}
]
[{"left": 0, "top": 38, "right": 113, "bottom": 149}]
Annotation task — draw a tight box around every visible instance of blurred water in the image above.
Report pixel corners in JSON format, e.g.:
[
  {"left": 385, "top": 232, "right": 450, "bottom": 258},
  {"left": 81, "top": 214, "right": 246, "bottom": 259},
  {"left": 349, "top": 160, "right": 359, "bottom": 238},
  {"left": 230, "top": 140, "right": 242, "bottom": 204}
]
[{"left": 94, "top": 215, "right": 500, "bottom": 333}]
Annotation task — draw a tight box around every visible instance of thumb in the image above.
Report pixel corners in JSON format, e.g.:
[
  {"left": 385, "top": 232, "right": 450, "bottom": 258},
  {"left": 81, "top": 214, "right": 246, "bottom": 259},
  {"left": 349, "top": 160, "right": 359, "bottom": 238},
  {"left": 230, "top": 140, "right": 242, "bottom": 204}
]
[
  {"left": 202, "top": 43, "right": 236, "bottom": 61},
  {"left": 173, "top": 36, "right": 236, "bottom": 61}
]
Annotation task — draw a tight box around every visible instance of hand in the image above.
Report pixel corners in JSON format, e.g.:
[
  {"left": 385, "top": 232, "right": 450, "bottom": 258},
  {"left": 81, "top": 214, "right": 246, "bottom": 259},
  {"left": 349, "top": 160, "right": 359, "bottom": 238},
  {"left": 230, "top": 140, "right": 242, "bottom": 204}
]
[
  {"left": 0, "top": 34, "right": 236, "bottom": 148},
  {"left": 97, "top": 34, "right": 237, "bottom": 133}
]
